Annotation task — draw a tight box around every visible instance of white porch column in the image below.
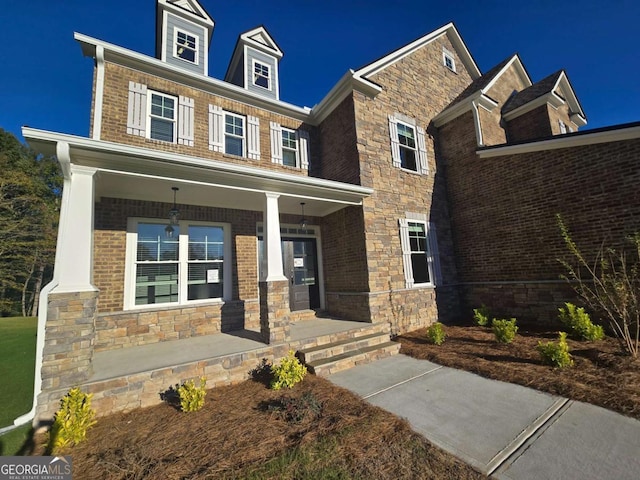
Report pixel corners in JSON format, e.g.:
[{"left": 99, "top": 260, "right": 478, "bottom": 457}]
[
  {"left": 263, "top": 192, "right": 287, "bottom": 282},
  {"left": 55, "top": 164, "right": 98, "bottom": 293}
]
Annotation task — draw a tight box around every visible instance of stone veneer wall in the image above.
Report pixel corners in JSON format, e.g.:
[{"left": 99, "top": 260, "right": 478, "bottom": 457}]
[{"left": 36, "top": 291, "right": 99, "bottom": 423}]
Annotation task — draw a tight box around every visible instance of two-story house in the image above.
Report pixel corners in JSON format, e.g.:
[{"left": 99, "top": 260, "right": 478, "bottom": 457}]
[{"left": 21, "top": 0, "right": 640, "bottom": 425}]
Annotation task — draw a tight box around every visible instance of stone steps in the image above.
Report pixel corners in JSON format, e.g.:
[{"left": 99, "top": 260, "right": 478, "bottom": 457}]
[{"left": 299, "top": 327, "right": 400, "bottom": 377}]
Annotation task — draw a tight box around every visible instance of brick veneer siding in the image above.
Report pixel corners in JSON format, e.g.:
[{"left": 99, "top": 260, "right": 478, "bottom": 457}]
[
  {"left": 506, "top": 104, "right": 553, "bottom": 143},
  {"left": 98, "top": 62, "right": 317, "bottom": 178},
  {"left": 442, "top": 116, "right": 640, "bottom": 321}
]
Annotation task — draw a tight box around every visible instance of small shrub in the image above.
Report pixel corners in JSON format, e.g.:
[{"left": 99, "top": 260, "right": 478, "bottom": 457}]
[
  {"left": 473, "top": 305, "right": 491, "bottom": 326},
  {"left": 48, "top": 387, "right": 96, "bottom": 453},
  {"left": 271, "top": 350, "right": 307, "bottom": 390},
  {"left": 492, "top": 318, "right": 518, "bottom": 343},
  {"left": 538, "top": 332, "right": 574, "bottom": 368},
  {"left": 426, "top": 322, "right": 446, "bottom": 345},
  {"left": 178, "top": 377, "right": 207, "bottom": 412},
  {"left": 558, "top": 302, "right": 605, "bottom": 341},
  {"left": 268, "top": 391, "right": 324, "bottom": 423}
]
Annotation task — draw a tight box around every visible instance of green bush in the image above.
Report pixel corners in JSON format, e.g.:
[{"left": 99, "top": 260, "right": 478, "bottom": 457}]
[
  {"left": 48, "top": 387, "right": 96, "bottom": 453},
  {"left": 558, "top": 302, "right": 605, "bottom": 341},
  {"left": 492, "top": 318, "right": 518, "bottom": 343},
  {"left": 473, "top": 305, "right": 491, "bottom": 326},
  {"left": 271, "top": 350, "right": 307, "bottom": 390},
  {"left": 538, "top": 332, "right": 574, "bottom": 368},
  {"left": 426, "top": 322, "right": 446, "bottom": 345},
  {"left": 178, "top": 377, "right": 207, "bottom": 413}
]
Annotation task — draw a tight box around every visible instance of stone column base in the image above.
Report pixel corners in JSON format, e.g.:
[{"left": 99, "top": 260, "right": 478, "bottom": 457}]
[{"left": 259, "top": 280, "right": 291, "bottom": 344}]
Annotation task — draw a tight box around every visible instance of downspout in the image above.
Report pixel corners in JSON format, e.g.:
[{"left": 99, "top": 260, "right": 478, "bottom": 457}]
[
  {"left": 92, "top": 45, "right": 105, "bottom": 140},
  {"left": 10, "top": 141, "right": 72, "bottom": 429},
  {"left": 471, "top": 100, "right": 484, "bottom": 147}
]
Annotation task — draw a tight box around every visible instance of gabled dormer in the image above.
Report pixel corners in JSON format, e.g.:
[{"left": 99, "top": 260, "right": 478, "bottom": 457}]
[
  {"left": 156, "top": 0, "right": 214, "bottom": 75},
  {"left": 225, "top": 26, "right": 283, "bottom": 101}
]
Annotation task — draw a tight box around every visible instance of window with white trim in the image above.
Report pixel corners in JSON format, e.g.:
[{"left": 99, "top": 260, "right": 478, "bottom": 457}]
[
  {"left": 149, "top": 91, "right": 177, "bottom": 143},
  {"left": 127, "top": 82, "right": 194, "bottom": 146},
  {"left": 174, "top": 29, "right": 198, "bottom": 64},
  {"left": 253, "top": 60, "right": 271, "bottom": 90},
  {"left": 126, "top": 220, "right": 230, "bottom": 308},
  {"left": 224, "top": 113, "right": 245, "bottom": 156},
  {"left": 269, "top": 122, "right": 310, "bottom": 170},
  {"left": 443, "top": 48, "right": 456, "bottom": 72},
  {"left": 559, "top": 120, "right": 567, "bottom": 134},
  {"left": 281, "top": 128, "right": 298, "bottom": 167},
  {"left": 399, "top": 218, "right": 441, "bottom": 288},
  {"left": 388, "top": 115, "right": 428, "bottom": 174}
]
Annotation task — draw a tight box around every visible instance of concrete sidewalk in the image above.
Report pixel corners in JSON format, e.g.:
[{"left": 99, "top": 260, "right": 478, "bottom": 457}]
[{"left": 327, "top": 354, "right": 640, "bottom": 479}]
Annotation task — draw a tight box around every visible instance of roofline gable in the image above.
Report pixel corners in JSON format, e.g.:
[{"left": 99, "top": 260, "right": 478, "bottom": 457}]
[
  {"left": 223, "top": 25, "right": 283, "bottom": 83},
  {"left": 481, "top": 54, "right": 532, "bottom": 95},
  {"left": 354, "top": 23, "right": 481, "bottom": 80},
  {"left": 157, "top": 0, "right": 214, "bottom": 29}
]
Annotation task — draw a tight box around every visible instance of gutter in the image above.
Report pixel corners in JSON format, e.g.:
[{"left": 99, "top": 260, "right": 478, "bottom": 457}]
[{"left": 9, "top": 141, "right": 72, "bottom": 430}]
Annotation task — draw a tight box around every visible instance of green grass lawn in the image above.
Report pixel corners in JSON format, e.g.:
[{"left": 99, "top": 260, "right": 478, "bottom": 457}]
[{"left": 0, "top": 316, "right": 37, "bottom": 427}]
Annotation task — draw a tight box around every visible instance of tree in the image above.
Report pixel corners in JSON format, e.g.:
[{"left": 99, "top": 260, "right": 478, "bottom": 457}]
[{"left": 0, "top": 128, "right": 61, "bottom": 316}]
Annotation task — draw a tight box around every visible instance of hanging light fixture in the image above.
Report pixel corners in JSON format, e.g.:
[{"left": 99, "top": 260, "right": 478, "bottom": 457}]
[
  {"left": 299, "top": 202, "right": 307, "bottom": 229},
  {"left": 165, "top": 187, "right": 180, "bottom": 237}
]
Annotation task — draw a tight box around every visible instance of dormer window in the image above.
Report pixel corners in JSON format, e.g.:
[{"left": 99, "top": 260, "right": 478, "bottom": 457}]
[
  {"left": 175, "top": 29, "right": 198, "bottom": 64},
  {"left": 253, "top": 61, "right": 271, "bottom": 90},
  {"left": 443, "top": 48, "right": 456, "bottom": 72}
]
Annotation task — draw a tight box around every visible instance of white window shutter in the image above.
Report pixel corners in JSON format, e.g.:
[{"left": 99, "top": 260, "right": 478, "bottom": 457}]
[
  {"left": 297, "top": 129, "right": 310, "bottom": 171},
  {"left": 417, "top": 126, "right": 429, "bottom": 175},
  {"left": 270, "top": 121, "right": 283, "bottom": 165},
  {"left": 127, "top": 81, "right": 147, "bottom": 137},
  {"left": 427, "top": 222, "right": 442, "bottom": 286},
  {"left": 209, "top": 104, "right": 224, "bottom": 152},
  {"left": 178, "top": 95, "right": 194, "bottom": 147},
  {"left": 398, "top": 218, "right": 414, "bottom": 288},
  {"left": 388, "top": 115, "right": 401, "bottom": 168},
  {"left": 247, "top": 115, "right": 261, "bottom": 160}
]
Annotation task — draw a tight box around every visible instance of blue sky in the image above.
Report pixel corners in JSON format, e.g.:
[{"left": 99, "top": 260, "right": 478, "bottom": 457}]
[{"left": 1, "top": 0, "right": 638, "bottom": 143}]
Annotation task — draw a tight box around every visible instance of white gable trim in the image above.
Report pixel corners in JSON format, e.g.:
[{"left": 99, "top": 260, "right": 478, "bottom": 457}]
[
  {"left": 157, "top": 0, "right": 214, "bottom": 28},
  {"left": 240, "top": 26, "right": 283, "bottom": 58},
  {"left": 355, "top": 23, "right": 481, "bottom": 80},
  {"left": 482, "top": 54, "right": 532, "bottom": 94}
]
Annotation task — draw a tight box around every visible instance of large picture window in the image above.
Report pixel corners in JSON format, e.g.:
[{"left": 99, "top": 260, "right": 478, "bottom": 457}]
[{"left": 126, "top": 220, "right": 230, "bottom": 309}]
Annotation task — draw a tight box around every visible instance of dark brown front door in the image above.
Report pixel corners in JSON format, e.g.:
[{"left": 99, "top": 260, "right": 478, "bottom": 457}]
[{"left": 282, "top": 238, "right": 320, "bottom": 311}]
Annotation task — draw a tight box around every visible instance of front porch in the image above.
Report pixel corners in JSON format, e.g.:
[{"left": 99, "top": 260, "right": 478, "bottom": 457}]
[{"left": 81, "top": 316, "right": 398, "bottom": 417}]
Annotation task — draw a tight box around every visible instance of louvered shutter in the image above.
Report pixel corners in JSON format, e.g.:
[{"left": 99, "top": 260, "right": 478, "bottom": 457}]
[
  {"left": 127, "top": 81, "right": 147, "bottom": 137},
  {"left": 427, "top": 222, "right": 442, "bottom": 286},
  {"left": 247, "top": 115, "right": 261, "bottom": 160},
  {"left": 398, "top": 218, "right": 414, "bottom": 288},
  {"left": 297, "top": 129, "right": 310, "bottom": 171},
  {"left": 209, "top": 105, "right": 224, "bottom": 152},
  {"left": 178, "top": 95, "right": 194, "bottom": 147},
  {"left": 388, "top": 115, "right": 401, "bottom": 168},
  {"left": 417, "top": 126, "right": 429, "bottom": 175},
  {"left": 270, "top": 121, "right": 283, "bottom": 165}
]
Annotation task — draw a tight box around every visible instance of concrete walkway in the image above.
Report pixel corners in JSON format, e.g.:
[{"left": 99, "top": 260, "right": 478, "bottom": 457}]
[{"left": 327, "top": 354, "right": 640, "bottom": 479}]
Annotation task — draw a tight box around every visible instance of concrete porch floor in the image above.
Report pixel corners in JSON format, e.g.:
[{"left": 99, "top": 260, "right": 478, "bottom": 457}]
[{"left": 91, "top": 317, "right": 374, "bottom": 382}]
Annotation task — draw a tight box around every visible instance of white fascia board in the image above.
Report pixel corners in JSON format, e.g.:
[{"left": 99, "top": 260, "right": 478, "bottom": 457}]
[
  {"left": 355, "top": 23, "right": 481, "bottom": 80},
  {"left": 309, "top": 70, "right": 382, "bottom": 124},
  {"left": 158, "top": 0, "right": 214, "bottom": 30},
  {"left": 476, "top": 124, "right": 640, "bottom": 158},
  {"left": 482, "top": 54, "right": 532, "bottom": 94},
  {"left": 74, "top": 33, "right": 311, "bottom": 122},
  {"left": 432, "top": 92, "right": 498, "bottom": 127},
  {"left": 502, "top": 91, "right": 564, "bottom": 122},
  {"left": 21, "top": 128, "right": 373, "bottom": 202},
  {"left": 555, "top": 72, "right": 587, "bottom": 122}
]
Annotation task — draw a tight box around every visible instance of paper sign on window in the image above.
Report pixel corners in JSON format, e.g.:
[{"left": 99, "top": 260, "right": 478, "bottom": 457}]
[
  {"left": 207, "top": 269, "right": 220, "bottom": 283},
  {"left": 294, "top": 258, "right": 304, "bottom": 268}
]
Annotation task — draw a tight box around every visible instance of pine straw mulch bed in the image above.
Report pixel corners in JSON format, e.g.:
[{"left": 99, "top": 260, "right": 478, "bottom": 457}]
[
  {"left": 398, "top": 322, "right": 640, "bottom": 420},
  {"left": 29, "top": 374, "right": 485, "bottom": 480}
]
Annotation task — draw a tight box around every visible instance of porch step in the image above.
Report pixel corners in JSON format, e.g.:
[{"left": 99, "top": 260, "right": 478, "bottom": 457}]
[{"left": 300, "top": 333, "right": 400, "bottom": 377}]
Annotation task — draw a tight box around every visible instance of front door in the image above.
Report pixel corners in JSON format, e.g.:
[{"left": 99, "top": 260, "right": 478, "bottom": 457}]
[{"left": 282, "top": 238, "right": 320, "bottom": 311}]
